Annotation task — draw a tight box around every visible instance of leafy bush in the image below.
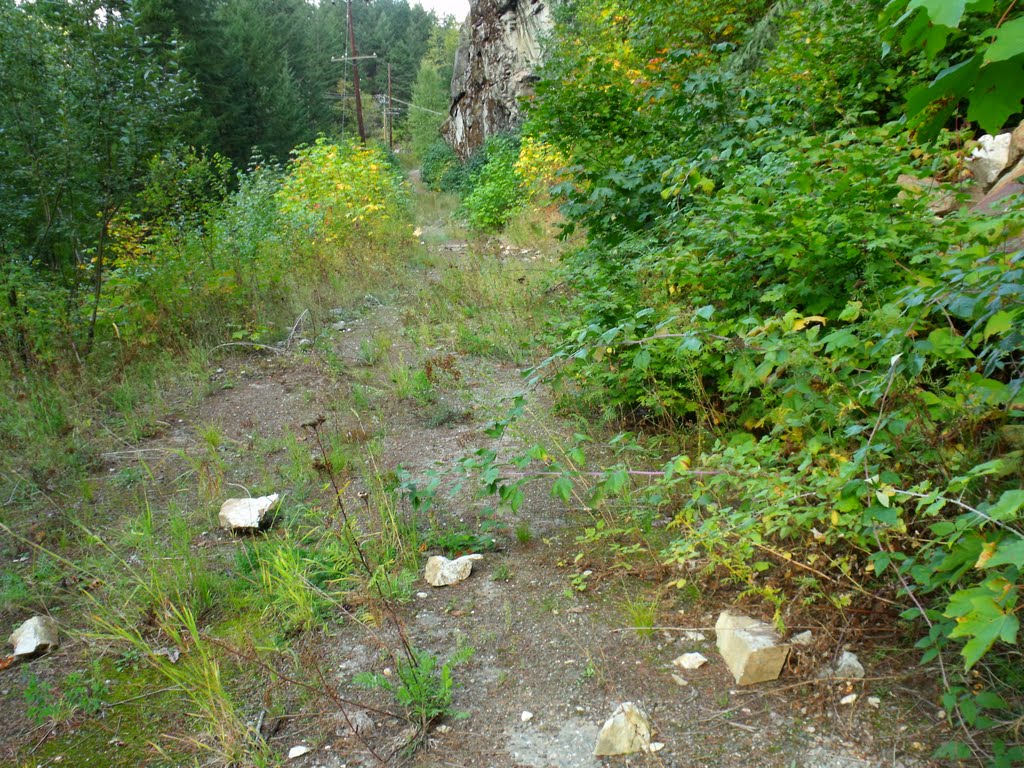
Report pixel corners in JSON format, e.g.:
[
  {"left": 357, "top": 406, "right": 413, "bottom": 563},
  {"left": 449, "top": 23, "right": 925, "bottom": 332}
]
[
  {"left": 460, "top": 135, "right": 525, "bottom": 231},
  {"left": 520, "top": 0, "right": 1024, "bottom": 761},
  {"left": 421, "top": 139, "right": 464, "bottom": 192}
]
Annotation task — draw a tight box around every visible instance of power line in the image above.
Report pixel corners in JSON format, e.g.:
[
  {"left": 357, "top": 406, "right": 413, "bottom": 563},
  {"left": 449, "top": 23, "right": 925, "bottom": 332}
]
[{"left": 387, "top": 95, "right": 445, "bottom": 116}]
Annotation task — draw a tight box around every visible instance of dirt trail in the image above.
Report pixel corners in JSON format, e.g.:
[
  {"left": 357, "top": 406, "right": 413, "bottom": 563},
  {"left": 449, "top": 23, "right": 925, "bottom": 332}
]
[
  {"left": 0, "top": 178, "right": 947, "bottom": 768},
  {"left": 245, "top": 181, "right": 943, "bottom": 768}
]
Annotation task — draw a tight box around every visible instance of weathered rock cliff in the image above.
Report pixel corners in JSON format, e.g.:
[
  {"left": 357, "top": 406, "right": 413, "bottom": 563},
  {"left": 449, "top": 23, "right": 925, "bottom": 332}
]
[{"left": 442, "top": 0, "right": 551, "bottom": 158}]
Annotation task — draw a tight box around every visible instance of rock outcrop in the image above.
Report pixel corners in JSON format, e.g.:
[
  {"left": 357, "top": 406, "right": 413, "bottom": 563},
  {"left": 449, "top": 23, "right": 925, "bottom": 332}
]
[{"left": 443, "top": 0, "right": 551, "bottom": 158}]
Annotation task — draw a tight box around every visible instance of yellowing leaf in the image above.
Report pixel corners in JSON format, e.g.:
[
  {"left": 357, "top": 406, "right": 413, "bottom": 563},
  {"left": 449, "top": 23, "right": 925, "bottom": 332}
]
[
  {"left": 793, "top": 315, "right": 827, "bottom": 331},
  {"left": 974, "top": 540, "right": 997, "bottom": 569}
]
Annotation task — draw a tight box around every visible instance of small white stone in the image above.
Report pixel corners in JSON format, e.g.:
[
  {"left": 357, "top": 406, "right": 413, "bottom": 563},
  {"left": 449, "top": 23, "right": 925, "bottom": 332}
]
[
  {"left": 9, "top": 616, "right": 59, "bottom": 657},
  {"left": 672, "top": 652, "right": 708, "bottom": 670},
  {"left": 840, "top": 693, "right": 858, "bottom": 705},
  {"left": 681, "top": 630, "right": 706, "bottom": 642},
  {"left": 593, "top": 702, "right": 652, "bottom": 756},
  {"left": 867, "top": 696, "right": 881, "bottom": 708},
  {"left": 436, "top": 724, "right": 452, "bottom": 734},
  {"left": 648, "top": 742, "right": 665, "bottom": 753},
  {"left": 670, "top": 674, "right": 689, "bottom": 687},
  {"left": 971, "top": 133, "right": 1014, "bottom": 187},
  {"left": 830, "top": 650, "right": 865, "bottom": 679},
  {"left": 790, "top": 630, "right": 813, "bottom": 646},
  {"left": 219, "top": 494, "right": 279, "bottom": 531},
  {"left": 416, "top": 592, "right": 428, "bottom": 599},
  {"left": 424, "top": 554, "right": 483, "bottom": 587},
  {"left": 521, "top": 710, "right": 533, "bottom": 722},
  {"left": 288, "top": 745, "right": 311, "bottom": 759}
]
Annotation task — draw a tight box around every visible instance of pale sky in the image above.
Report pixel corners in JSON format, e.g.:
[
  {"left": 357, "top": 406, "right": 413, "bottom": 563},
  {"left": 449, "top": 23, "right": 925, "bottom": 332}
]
[{"left": 414, "top": 0, "right": 470, "bottom": 22}]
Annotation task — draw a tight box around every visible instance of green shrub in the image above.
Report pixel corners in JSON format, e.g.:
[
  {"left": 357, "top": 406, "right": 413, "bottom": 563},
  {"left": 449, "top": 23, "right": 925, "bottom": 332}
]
[
  {"left": 355, "top": 643, "right": 474, "bottom": 727},
  {"left": 421, "top": 139, "right": 463, "bottom": 192},
  {"left": 461, "top": 135, "right": 525, "bottom": 231}
]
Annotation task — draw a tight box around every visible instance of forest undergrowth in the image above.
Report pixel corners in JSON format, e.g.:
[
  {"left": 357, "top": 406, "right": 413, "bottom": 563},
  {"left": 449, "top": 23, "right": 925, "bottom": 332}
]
[
  {"left": 2, "top": 0, "right": 1024, "bottom": 765},
  {"left": 416, "top": 0, "right": 1024, "bottom": 764}
]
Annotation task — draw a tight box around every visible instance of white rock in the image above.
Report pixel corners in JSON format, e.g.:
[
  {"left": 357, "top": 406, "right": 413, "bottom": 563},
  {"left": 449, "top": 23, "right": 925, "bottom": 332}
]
[
  {"left": 423, "top": 554, "right": 483, "bottom": 587},
  {"left": 648, "top": 742, "right": 666, "bottom": 753},
  {"left": 790, "top": 630, "right": 813, "bottom": 646},
  {"left": 715, "top": 611, "right": 790, "bottom": 685},
  {"left": 521, "top": 710, "right": 533, "bottom": 722},
  {"left": 672, "top": 652, "right": 708, "bottom": 670},
  {"left": 341, "top": 710, "right": 374, "bottom": 735},
  {"left": 153, "top": 646, "right": 180, "bottom": 663},
  {"left": 867, "top": 696, "right": 881, "bottom": 708},
  {"left": 971, "top": 133, "right": 1014, "bottom": 187},
  {"left": 288, "top": 745, "right": 310, "bottom": 759},
  {"left": 9, "top": 616, "right": 59, "bottom": 657},
  {"left": 436, "top": 724, "right": 452, "bottom": 734},
  {"left": 593, "top": 702, "right": 652, "bottom": 756},
  {"left": 681, "top": 630, "right": 706, "bottom": 642},
  {"left": 840, "top": 693, "right": 858, "bottom": 705},
  {"left": 820, "top": 650, "right": 866, "bottom": 680},
  {"left": 670, "top": 674, "right": 689, "bottom": 687},
  {"left": 218, "top": 494, "right": 279, "bottom": 532}
]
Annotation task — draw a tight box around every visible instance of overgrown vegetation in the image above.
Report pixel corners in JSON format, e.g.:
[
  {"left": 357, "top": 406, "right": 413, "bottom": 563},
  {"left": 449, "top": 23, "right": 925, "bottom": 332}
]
[
  {"left": 421, "top": 0, "right": 1023, "bottom": 762},
  {"left": 3, "top": 0, "right": 1023, "bottom": 764}
]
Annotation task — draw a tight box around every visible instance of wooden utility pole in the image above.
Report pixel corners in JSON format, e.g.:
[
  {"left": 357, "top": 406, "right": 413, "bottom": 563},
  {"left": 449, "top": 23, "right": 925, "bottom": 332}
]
[
  {"left": 347, "top": 0, "right": 366, "bottom": 143},
  {"left": 387, "top": 63, "right": 393, "bottom": 149}
]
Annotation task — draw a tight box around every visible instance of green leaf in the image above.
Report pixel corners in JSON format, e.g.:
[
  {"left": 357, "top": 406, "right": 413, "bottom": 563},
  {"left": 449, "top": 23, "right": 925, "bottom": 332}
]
[
  {"left": 872, "top": 551, "right": 892, "bottom": 574},
  {"left": 983, "top": 310, "right": 1013, "bottom": 340},
  {"left": 967, "top": 59, "right": 1024, "bottom": 134},
  {"left": 633, "top": 349, "right": 651, "bottom": 371},
  {"left": 987, "top": 490, "right": 1024, "bottom": 522},
  {"left": 983, "top": 17, "right": 1024, "bottom": 63},
  {"left": 980, "top": 538, "right": 1024, "bottom": 569},
  {"left": 974, "top": 691, "right": 1007, "bottom": 710},
  {"left": 927, "top": 327, "right": 975, "bottom": 360},
  {"left": 604, "top": 468, "right": 629, "bottom": 495},
  {"left": 906, "top": 56, "right": 981, "bottom": 137},
  {"left": 676, "top": 336, "right": 703, "bottom": 353},
  {"left": 838, "top": 300, "right": 863, "bottom": 322},
  {"left": 946, "top": 582, "right": 1020, "bottom": 669},
  {"left": 551, "top": 475, "right": 573, "bottom": 504},
  {"left": 908, "top": 0, "right": 967, "bottom": 28},
  {"left": 695, "top": 304, "right": 715, "bottom": 320},
  {"left": 956, "top": 609, "right": 1019, "bottom": 669}
]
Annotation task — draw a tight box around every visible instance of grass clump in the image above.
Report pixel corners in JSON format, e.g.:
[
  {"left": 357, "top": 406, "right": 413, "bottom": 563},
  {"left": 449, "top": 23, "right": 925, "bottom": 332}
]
[{"left": 355, "top": 642, "right": 475, "bottom": 728}]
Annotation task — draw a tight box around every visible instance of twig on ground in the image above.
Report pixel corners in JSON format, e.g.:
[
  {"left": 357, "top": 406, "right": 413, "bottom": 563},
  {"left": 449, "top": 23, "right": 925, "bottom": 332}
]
[
  {"left": 285, "top": 309, "right": 310, "bottom": 349},
  {"left": 209, "top": 341, "right": 284, "bottom": 355},
  {"left": 107, "top": 686, "right": 183, "bottom": 708},
  {"left": 100, "top": 448, "right": 171, "bottom": 460}
]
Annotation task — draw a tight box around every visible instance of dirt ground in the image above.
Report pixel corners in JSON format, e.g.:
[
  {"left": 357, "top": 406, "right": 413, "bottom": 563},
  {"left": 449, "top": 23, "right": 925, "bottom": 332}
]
[{"left": 0, "top": 180, "right": 953, "bottom": 768}]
